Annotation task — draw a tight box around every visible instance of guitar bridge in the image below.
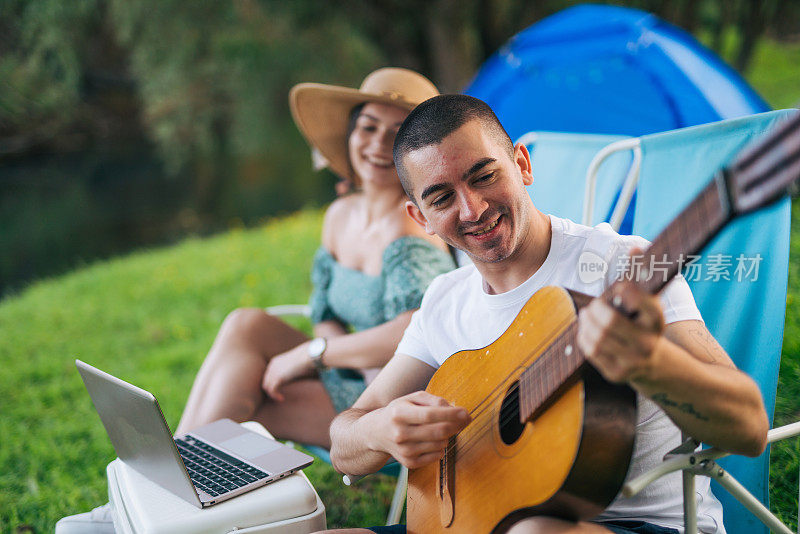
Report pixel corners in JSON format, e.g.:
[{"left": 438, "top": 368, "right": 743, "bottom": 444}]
[{"left": 437, "top": 436, "right": 456, "bottom": 527}]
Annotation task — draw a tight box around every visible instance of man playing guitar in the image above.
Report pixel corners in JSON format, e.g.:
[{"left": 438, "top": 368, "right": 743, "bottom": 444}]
[{"left": 320, "top": 94, "right": 769, "bottom": 534}]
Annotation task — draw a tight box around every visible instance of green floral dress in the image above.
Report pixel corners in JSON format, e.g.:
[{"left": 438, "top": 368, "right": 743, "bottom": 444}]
[{"left": 308, "top": 236, "right": 456, "bottom": 411}]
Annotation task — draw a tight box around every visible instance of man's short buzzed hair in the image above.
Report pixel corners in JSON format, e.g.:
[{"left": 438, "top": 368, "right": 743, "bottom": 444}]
[{"left": 393, "top": 94, "right": 514, "bottom": 202}]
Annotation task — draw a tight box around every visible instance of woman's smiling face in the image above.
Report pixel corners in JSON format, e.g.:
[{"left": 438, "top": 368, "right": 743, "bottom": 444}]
[{"left": 348, "top": 102, "right": 409, "bottom": 188}]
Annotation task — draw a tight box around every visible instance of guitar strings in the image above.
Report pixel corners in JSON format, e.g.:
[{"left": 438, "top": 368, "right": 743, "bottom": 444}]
[
  {"left": 448, "top": 365, "right": 580, "bottom": 466},
  {"left": 454, "top": 331, "right": 587, "bottom": 463},
  {"left": 441, "top": 322, "right": 577, "bottom": 461},
  {"left": 433, "top": 315, "right": 579, "bottom": 462},
  {"left": 437, "top": 261, "right": 661, "bottom": 461},
  {"left": 453, "top": 363, "right": 582, "bottom": 465},
  {"left": 441, "top": 317, "right": 571, "bottom": 451}
]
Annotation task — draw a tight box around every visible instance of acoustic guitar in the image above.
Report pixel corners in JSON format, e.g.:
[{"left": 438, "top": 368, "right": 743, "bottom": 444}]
[{"left": 407, "top": 112, "right": 800, "bottom": 534}]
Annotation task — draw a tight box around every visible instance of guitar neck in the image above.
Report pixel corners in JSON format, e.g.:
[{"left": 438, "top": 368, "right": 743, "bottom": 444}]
[
  {"left": 518, "top": 110, "right": 800, "bottom": 423},
  {"left": 519, "top": 178, "right": 731, "bottom": 422},
  {"left": 614, "top": 177, "right": 731, "bottom": 296}
]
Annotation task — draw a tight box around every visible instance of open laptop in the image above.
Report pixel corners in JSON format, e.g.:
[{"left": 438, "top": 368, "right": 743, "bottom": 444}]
[{"left": 76, "top": 359, "right": 314, "bottom": 508}]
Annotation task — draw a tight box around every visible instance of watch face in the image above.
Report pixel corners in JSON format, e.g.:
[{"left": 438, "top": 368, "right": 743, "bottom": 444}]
[{"left": 308, "top": 337, "right": 326, "bottom": 359}]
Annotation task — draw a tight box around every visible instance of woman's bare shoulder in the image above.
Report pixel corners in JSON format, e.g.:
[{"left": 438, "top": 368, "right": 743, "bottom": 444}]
[{"left": 321, "top": 193, "right": 362, "bottom": 250}]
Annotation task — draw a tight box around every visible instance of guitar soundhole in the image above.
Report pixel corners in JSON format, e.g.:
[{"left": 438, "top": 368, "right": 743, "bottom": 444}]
[{"left": 499, "top": 382, "right": 526, "bottom": 445}]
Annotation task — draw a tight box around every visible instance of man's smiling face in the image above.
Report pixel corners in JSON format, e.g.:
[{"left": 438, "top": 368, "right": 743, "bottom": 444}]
[{"left": 403, "top": 119, "right": 535, "bottom": 265}]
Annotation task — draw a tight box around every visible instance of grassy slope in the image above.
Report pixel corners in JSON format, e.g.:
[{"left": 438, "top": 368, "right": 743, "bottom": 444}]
[
  {"left": 771, "top": 199, "right": 800, "bottom": 528},
  {"left": 0, "top": 210, "right": 395, "bottom": 532},
  {"left": 734, "top": 37, "right": 800, "bottom": 110}
]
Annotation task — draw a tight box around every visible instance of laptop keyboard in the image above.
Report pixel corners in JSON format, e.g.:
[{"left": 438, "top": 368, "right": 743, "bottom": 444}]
[{"left": 175, "top": 437, "right": 270, "bottom": 498}]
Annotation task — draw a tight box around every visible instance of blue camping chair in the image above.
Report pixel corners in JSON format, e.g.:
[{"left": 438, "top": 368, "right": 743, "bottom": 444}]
[
  {"left": 517, "top": 131, "right": 634, "bottom": 227},
  {"left": 618, "top": 110, "right": 800, "bottom": 534},
  {"left": 523, "top": 113, "right": 800, "bottom": 532},
  {"left": 264, "top": 304, "right": 408, "bottom": 526}
]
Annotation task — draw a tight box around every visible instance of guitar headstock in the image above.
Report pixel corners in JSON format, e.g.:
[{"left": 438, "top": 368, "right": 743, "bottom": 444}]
[{"left": 724, "top": 111, "right": 800, "bottom": 215}]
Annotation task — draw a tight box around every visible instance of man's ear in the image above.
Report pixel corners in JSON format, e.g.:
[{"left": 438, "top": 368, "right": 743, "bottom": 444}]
[
  {"left": 406, "top": 201, "right": 435, "bottom": 235},
  {"left": 514, "top": 142, "right": 534, "bottom": 186}
]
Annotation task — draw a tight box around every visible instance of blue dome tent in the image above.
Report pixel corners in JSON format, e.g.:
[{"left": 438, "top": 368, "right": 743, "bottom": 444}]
[{"left": 466, "top": 4, "right": 770, "bottom": 141}]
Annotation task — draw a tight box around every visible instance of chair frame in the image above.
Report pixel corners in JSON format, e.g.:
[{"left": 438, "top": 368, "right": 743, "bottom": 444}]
[
  {"left": 623, "top": 422, "right": 800, "bottom": 534},
  {"left": 582, "top": 137, "right": 642, "bottom": 230}
]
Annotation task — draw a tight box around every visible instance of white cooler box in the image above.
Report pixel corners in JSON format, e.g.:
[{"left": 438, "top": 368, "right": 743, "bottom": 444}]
[{"left": 106, "top": 422, "right": 327, "bottom": 534}]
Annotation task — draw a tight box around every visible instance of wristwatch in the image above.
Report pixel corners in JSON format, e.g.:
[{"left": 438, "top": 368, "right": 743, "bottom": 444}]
[{"left": 307, "top": 337, "right": 327, "bottom": 371}]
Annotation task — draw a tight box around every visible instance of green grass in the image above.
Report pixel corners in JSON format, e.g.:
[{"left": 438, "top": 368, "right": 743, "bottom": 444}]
[
  {"left": 0, "top": 209, "right": 397, "bottom": 532},
  {"left": 770, "top": 199, "right": 800, "bottom": 528},
  {"left": 696, "top": 31, "right": 800, "bottom": 110},
  {"left": 747, "top": 38, "right": 800, "bottom": 110}
]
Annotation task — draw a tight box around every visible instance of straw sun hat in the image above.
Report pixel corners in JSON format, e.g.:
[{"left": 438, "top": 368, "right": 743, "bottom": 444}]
[{"left": 289, "top": 68, "right": 439, "bottom": 183}]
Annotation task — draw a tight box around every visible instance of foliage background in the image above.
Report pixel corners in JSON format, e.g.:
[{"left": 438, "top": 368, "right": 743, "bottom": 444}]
[
  {"left": 2, "top": 0, "right": 799, "bottom": 296},
  {"left": 1, "top": 0, "right": 799, "bottom": 532}
]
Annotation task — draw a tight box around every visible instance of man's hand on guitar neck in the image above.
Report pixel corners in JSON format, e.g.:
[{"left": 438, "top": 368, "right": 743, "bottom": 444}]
[
  {"left": 576, "top": 279, "right": 666, "bottom": 385},
  {"left": 575, "top": 249, "right": 769, "bottom": 457}
]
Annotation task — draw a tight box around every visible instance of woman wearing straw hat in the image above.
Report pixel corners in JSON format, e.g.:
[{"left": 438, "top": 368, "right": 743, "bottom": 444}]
[
  {"left": 171, "top": 68, "right": 455, "bottom": 443},
  {"left": 56, "top": 67, "right": 454, "bottom": 534}
]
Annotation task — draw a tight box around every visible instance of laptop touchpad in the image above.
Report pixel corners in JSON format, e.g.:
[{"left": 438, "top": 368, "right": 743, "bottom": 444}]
[{"left": 221, "top": 433, "right": 282, "bottom": 459}]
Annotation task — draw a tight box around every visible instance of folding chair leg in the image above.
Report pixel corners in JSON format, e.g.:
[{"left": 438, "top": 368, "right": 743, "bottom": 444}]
[
  {"left": 683, "top": 471, "right": 698, "bottom": 534},
  {"left": 386, "top": 466, "right": 408, "bottom": 525},
  {"left": 695, "top": 460, "right": 793, "bottom": 534}
]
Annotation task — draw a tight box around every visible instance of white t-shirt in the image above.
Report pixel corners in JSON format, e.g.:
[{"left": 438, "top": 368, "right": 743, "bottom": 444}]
[{"left": 397, "top": 215, "right": 724, "bottom": 534}]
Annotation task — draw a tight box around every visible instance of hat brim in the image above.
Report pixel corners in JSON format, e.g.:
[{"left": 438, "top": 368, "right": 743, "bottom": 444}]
[{"left": 289, "top": 83, "right": 419, "bottom": 181}]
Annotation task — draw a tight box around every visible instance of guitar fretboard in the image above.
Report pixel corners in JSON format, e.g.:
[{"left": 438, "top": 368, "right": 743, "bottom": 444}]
[
  {"left": 518, "top": 179, "right": 730, "bottom": 422},
  {"left": 634, "top": 178, "right": 730, "bottom": 295}
]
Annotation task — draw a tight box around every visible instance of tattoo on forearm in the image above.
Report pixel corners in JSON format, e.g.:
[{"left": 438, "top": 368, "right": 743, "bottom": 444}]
[
  {"left": 651, "top": 393, "right": 709, "bottom": 421},
  {"left": 687, "top": 327, "right": 735, "bottom": 368}
]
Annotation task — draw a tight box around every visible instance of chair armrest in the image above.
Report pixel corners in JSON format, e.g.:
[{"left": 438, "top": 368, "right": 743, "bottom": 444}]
[
  {"left": 623, "top": 447, "right": 729, "bottom": 498},
  {"left": 622, "top": 419, "right": 800, "bottom": 534},
  {"left": 265, "top": 305, "right": 311, "bottom": 318},
  {"left": 767, "top": 420, "right": 800, "bottom": 443},
  {"left": 625, "top": 420, "right": 800, "bottom": 499}
]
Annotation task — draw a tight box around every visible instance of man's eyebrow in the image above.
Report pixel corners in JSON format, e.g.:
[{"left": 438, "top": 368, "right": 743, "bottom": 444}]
[
  {"left": 419, "top": 158, "right": 497, "bottom": 202},
  {"left": 420, "top": 183, "right": 447, "bottom": 202},
  {"left": 463, "top": 158, "right": 495, "bottom": 180}
]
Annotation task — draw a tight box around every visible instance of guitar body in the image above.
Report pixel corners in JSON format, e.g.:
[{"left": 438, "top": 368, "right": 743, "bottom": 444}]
[{"left": 407, "top": 286, "right": 637, "bottom": 534}]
